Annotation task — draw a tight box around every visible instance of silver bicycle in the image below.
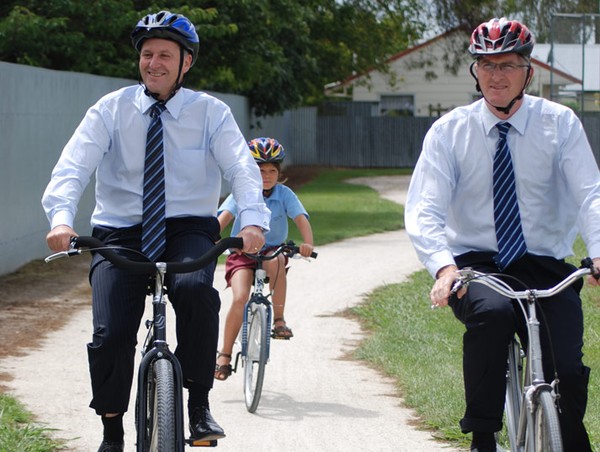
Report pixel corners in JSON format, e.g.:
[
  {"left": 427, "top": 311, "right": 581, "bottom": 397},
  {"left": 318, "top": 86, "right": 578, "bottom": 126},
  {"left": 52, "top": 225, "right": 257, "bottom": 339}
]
[{"left": 451, "top": 257, "right": 598, "bottom": 452}]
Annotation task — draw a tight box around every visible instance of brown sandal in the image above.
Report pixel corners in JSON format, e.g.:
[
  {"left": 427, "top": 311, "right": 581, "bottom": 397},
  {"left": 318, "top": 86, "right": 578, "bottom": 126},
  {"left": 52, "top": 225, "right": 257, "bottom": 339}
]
[
  {"left": 272, "top": 318, "right": 293, "bottom": 340},
  {"left": 214, "top": 352, "right": 233, "bottom": 381}
]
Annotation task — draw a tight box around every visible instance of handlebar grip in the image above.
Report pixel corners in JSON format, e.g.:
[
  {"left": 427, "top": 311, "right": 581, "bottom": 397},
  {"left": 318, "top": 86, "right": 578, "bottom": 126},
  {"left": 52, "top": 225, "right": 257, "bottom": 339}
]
[
  {"left": 310, "top": 251, "right": 318, "bottom": 259},
  {"left": 581, "top": 257, "right": 600, "bottom": 280}
]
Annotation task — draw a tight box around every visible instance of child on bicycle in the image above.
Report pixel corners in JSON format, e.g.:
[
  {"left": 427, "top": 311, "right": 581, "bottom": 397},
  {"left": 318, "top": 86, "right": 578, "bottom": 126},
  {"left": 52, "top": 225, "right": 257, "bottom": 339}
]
[{"left": 214, "top": 137, "right": 314, "bottom": 380}]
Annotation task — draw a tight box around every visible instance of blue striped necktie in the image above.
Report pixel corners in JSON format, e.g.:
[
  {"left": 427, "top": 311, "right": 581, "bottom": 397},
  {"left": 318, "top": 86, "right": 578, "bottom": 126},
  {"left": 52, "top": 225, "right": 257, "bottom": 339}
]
[
  {"left": 142, "top": 102, "right": 167, "bottom": 261},
  {"left": 493, "top": 122, "right": 527, "bottom": 270}
]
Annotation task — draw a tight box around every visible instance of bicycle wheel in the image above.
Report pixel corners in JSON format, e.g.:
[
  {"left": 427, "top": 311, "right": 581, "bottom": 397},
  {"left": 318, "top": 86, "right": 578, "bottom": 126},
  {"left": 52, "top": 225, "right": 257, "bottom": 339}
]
[
  {"left": 244, "top": 302, "right": 268, "bottom": 413},
  {"left": 144, "top": 359, "right": 177, "bottom": 452},
  {"left": 504, "top": 339, "right": 523, "bottom": 451},
  {"left": 530, "top": 389, "right": 563, "bottom": 452}
]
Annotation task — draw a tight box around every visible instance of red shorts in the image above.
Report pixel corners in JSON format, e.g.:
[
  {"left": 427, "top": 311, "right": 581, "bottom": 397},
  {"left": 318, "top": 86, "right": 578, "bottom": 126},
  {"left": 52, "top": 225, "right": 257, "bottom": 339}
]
[{"left": 224, "top": 247, "right": 288, "bottom": 286}]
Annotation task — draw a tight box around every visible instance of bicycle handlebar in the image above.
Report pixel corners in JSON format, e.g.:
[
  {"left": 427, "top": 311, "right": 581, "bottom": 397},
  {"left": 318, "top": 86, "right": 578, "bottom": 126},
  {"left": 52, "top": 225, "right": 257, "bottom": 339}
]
[
  {"left": 245, "top": 241, "right": 318, "bottom": 262},
  {"left": 45, "top": 235, "right": 244, "bottom": 275},
  {"left": 451, "top": 257, "right": 598, "bottom": 301}
]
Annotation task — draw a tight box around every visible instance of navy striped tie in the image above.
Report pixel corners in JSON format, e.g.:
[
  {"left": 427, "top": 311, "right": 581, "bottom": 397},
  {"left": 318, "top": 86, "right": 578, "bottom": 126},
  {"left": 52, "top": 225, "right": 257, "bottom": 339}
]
[
  {"left": 142, "top": 102, "right": 167, "bottom": 261},
  {"left": 493, "top": 122, "right": 527, "bottom": 270}
]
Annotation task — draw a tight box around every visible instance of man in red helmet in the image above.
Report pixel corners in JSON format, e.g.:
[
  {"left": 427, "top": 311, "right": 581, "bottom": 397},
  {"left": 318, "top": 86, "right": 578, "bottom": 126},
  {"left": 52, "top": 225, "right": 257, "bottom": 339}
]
[
  {"left": 42, "top": 11, "right": 269, "bottom": 452},
  {"left": 405, "top": 17, "right": 599, "bottom": 451}
]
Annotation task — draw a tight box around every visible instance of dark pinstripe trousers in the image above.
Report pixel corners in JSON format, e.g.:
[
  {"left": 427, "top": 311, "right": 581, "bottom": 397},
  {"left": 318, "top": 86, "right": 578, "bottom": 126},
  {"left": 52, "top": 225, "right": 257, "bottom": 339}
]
[{"left": 87, "top": 217, "right": 221, "bottom": 415}]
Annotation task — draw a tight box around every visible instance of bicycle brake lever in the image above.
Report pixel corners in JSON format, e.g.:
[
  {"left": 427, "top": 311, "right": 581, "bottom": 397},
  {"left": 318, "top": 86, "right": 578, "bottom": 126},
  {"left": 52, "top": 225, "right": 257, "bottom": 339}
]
[{"left": 44, "top": 247, "right": 83, "bottom": 263}]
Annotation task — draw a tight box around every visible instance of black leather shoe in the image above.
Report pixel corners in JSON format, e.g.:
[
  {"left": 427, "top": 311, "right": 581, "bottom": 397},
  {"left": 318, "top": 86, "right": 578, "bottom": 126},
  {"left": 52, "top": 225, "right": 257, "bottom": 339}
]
[
  {"left": 97, "top": 440, "right": 124, "bottom": 452},
  {"left": 189, "top": 406, "right": 226, "bottom": 441}
]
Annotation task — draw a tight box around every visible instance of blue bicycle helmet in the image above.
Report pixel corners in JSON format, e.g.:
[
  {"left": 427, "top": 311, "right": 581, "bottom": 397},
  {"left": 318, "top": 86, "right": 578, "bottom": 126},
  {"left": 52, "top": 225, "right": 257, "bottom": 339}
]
[{"left": 131, "top": 11, "right": 200, "bottom": 66}]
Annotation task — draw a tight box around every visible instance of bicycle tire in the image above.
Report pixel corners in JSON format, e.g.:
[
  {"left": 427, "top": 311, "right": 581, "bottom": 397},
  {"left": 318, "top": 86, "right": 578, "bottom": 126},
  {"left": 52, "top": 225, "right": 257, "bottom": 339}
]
[
  {"left": 145, "top": 359, "right": 177, "bottom": 452},
  {"left": 244, "top": 302, "right": 268, "bottom": 413},
  {"left": 504, "top": 338, "right": 523, "bottom": 452},
  {"left": 530, "top": 389, "right": 563, "bottom": 452}
]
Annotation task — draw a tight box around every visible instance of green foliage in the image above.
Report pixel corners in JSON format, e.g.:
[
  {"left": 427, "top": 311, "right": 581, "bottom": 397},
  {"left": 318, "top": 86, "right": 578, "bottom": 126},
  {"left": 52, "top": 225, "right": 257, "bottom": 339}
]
[
  {"left": 429, "top": 0, "right": 599, "bottom": 42},
  {"left": 0, "top": 0, "right": 426, "bottom": 117}
]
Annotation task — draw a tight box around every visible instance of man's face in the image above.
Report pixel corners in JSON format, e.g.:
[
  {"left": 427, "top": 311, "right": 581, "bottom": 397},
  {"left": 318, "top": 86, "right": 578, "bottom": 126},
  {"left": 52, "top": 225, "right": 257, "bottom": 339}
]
[
  {"left": 139, "top": 38, "right": 192, "bottom": 100},
  {"left": 476, "top": 53, "right": 532, "bottom": 116}
]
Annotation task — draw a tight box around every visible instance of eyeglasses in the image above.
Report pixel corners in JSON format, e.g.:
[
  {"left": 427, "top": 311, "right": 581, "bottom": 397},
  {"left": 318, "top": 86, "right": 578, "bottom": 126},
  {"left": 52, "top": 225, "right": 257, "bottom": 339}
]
[{"left": 477, "top": 62, "right": 530, "bottom": 74}]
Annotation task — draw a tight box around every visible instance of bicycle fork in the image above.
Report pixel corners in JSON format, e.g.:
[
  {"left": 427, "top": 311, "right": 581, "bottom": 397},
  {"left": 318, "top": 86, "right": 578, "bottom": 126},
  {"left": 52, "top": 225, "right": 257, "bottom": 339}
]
[
  {"left": 136, "top": 267, "right": 186, "bottom": 452},
  {"left": 516, "top": 296, "right": 559, "bottom": 449},
  {"left": 241, "top": 268, "right": 272, "bottom": 360}
]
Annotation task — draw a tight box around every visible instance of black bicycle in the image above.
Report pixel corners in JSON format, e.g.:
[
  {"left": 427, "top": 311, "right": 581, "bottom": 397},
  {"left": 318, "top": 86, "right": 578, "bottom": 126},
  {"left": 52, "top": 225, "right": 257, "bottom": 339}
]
[
  {"left": 227, "top": 242, "right": 317, "bottom": 413},
  {"left": 45, "top": 235, "right": 243, "bottom": 451}
]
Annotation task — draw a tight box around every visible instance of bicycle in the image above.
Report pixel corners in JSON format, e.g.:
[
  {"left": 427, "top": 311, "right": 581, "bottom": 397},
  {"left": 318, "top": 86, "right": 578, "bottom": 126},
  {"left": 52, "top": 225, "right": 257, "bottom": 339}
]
[
  {"left": 450, "top": 257, "right": 598, "bottom": 452},
  {"left": 45, "top": 235, "right": 243, "bottom": 452},
  {"left": 227, "top": 241, "right": 317, "bottom": 413}
]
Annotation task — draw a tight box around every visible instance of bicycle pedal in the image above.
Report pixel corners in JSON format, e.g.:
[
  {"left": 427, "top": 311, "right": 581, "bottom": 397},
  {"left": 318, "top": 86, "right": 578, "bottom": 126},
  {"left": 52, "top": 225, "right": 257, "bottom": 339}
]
[
  {"left": 185, "top": 438, "right": 218, "bottom": 447},
  {"left": 271, "top": 334, "right": 291, "bottom": 340}
]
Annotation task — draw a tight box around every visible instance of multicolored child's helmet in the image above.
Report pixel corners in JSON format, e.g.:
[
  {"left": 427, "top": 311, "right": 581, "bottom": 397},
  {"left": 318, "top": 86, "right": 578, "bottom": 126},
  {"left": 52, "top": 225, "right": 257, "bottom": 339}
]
[{"left": 248, "top": 137, "right": 286, "bottom": 163}]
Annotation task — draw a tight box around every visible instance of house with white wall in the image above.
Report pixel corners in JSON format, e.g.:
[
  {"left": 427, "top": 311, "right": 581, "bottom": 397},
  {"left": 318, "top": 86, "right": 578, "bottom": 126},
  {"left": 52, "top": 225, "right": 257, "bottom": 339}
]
[{"left": 325, "top": 29, "right": 581, "bottom": 118}]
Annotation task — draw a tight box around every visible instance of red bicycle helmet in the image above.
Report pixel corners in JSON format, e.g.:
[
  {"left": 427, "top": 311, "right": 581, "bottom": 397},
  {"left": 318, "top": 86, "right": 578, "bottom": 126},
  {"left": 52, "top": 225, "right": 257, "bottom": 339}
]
[
  {"left": 469, "top": 17, "right": 534, "bottom": 58},
  {"left": 248, "top": 137, "right": 286, "bottom": 164}
]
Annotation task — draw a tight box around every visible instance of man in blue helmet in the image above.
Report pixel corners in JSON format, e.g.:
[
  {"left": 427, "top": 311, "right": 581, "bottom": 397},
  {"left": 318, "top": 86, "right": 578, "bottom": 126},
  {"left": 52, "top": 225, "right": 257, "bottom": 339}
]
[{"left": 42, "top": 11, "right": 270, "bottom": 452}]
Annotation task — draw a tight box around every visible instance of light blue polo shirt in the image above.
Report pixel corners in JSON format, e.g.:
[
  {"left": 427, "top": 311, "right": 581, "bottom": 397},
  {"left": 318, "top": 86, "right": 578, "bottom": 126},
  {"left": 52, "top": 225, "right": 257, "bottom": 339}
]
[{"left": 219, "top": 184, "right": 309, "bottom": 247}]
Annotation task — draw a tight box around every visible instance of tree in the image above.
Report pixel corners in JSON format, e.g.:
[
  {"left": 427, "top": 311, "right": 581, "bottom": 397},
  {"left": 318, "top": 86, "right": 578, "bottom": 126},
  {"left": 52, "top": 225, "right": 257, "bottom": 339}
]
[
  {"left": 430, "top": 0, "right": 599, "bottom": 42},
  {"left": 0, "top": 0, "right": 426, "bottom": 116}
]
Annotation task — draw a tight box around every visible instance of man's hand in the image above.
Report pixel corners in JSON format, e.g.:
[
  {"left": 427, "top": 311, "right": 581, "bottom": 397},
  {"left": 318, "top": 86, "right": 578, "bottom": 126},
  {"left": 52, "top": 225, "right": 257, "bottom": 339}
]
[
  {"left": 46, "top": 225, "right": 77, "bottom": 252},
  {"left": 430, "top": 264, "right": 464, "bottom": 308},
  {"left": 237, "top": 225, "right": 266, "bottom": 254},
  {"left": 587, "top": 257, "right": 600, "bottom": 286}
]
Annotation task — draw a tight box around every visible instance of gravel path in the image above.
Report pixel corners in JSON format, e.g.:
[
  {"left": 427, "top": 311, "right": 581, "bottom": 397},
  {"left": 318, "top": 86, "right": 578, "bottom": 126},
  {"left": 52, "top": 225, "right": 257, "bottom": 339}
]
[{"left": 0, "top": 175, "right": 460, "bottom": 452}]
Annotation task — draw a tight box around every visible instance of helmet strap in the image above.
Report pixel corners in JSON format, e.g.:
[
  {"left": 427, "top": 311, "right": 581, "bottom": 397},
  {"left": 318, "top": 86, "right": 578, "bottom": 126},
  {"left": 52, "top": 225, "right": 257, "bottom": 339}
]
[{"left": 470, "top": 62, "right": 532, "bottom": 116}]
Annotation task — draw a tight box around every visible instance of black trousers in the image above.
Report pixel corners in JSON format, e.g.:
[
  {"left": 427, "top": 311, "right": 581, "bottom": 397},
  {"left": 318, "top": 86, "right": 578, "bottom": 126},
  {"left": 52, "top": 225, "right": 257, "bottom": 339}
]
[
  {"left": 450, "top": 252, "right": 592, "bottom": 451},
  {"left": 87, "top": 217, "right": 221, "bottom": 415}
]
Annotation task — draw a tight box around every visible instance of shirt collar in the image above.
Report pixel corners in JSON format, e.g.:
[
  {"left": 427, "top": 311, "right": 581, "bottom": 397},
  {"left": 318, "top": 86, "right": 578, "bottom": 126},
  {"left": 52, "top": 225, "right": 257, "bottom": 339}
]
[
  {"left": 481, "top": 95, "right": 529, "bottom": 137},
  {"left": 136, "top": 86, "right": 185, "bottom": 119}
]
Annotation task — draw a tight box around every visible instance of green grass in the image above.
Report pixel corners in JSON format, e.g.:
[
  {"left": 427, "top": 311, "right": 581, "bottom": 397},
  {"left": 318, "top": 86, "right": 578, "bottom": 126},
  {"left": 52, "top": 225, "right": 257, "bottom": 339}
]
[
  {"left": 285, "top": 168, "right": 409, "bottom": 244},
  {"left": 352, "top": 236, "right": 600, "bottom": 451},
  {"left": 0, "top": 394, "right": 64, "bottom": 451}
]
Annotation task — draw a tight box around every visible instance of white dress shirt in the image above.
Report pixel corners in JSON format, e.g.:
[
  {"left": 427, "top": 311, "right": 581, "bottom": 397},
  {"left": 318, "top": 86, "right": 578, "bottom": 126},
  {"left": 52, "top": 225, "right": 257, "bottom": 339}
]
[
  {"left": 405, "top": 95, "right": 600, "bottom": 277},
  {"left": 42, "top": 85, "right": 270, "bottom": 232}
]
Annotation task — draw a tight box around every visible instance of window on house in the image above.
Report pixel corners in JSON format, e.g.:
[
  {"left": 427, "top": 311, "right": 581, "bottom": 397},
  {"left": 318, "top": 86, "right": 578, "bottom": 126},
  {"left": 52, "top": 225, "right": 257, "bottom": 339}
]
[{"left": 379, "top": 95, "right": 414, "bottom": 117}]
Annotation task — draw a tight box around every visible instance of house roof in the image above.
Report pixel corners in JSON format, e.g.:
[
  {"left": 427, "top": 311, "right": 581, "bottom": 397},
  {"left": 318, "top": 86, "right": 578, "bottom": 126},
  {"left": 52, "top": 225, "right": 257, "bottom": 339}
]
[
  {"left": 328, "top": 29, "right": 581, "bottom": 93},
  {"left": 533, "top": 43, "right": 600, "bottom": 91}
]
